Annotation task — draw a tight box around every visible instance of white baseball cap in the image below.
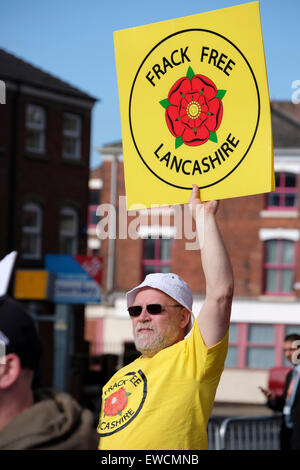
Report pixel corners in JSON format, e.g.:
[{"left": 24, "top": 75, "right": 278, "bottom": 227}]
[{"left": 126, "top": 273, "right": 195, "bottom": 335}]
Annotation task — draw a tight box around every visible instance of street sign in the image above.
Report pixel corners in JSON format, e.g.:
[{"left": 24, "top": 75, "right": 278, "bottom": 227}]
[{"left": 45, "top": 255, "right": 102, "bottom": 304}]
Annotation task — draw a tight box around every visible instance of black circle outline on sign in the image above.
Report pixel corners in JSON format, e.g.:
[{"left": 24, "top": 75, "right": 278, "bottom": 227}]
[
  {"left": 128, "top": 29, "right": 261, "bottom": 190},
  {"left": 98, "top": 369, "right": 147, "bottom": 437}
]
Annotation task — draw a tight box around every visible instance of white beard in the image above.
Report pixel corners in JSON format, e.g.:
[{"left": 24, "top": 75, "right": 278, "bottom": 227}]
[{"left": 134, "top": 321, "right": 180, "bottom": 357}]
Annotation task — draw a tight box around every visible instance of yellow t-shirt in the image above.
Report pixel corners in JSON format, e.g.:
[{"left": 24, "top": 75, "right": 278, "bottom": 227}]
[{"left": 97, "top": 321, "right": 228, "bottom": 450}]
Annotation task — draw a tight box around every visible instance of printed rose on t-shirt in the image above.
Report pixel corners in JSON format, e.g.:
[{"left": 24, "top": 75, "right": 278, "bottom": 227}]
[{"left": 103, "top": 387, "right": 131, "bottom": 417}]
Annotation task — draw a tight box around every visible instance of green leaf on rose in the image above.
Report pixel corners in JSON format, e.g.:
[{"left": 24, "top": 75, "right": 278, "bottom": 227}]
[
  {"left": 216, "top": 89, "right": 226, "bottom": 100},
  {"left": 209, "top": 131, "right": 218, "bottom": 143},
  {"left": 159, "top": 98, "right": 171, "bottom": 109},
  {"left": 186, "top": 66, "right": 195, "bottom": 80},
  {"left": 175, "top": 136, "right": 184, "bottom": 149}
]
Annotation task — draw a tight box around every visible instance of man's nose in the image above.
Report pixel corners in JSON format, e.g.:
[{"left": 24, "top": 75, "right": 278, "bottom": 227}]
[{"left": 139, "top": 306, "right": 152, "bottom": 321}]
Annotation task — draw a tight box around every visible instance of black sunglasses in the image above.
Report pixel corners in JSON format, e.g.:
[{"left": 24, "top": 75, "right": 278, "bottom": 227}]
[{"left": 128, "top": 304, "right": 182, "bottom": 317}]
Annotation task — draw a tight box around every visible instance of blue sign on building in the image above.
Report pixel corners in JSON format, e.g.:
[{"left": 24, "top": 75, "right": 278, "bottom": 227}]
[{"left": 45, "top": 255, "right": 102, "bottom": 304}]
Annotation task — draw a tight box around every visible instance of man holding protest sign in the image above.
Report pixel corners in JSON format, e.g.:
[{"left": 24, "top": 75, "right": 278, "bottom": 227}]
[{"left": 97, "top": 185, "right": 233, "bottom": 450}]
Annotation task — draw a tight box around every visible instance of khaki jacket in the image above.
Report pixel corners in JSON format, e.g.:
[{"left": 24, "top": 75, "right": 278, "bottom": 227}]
[{"left": 0, "top": 389, "right": 98, "bottom": 450}]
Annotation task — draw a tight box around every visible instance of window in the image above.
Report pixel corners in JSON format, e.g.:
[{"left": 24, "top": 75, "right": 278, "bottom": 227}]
[
  {"left": 90, "top": 189, "right": 101, "bottom": 206},
  {"left": 25, "top": 105, "right": 46, "bottom": 153},
  {"left": 142, "top": 238, "right": 172, "bottom": 276},
  {"left": 88, "top": 189, "right": 101, "bottom": 228},
  {"left": 246, "top": 324, "right": 275, "bottom": 369},
  {"left": 226, "top": 323, "right": 299, "bottom": 370},
  {"left": 59, "top": 207, "right": 78, "bottom": 254},
  {"left": 21, "top": 203, "right": 42, "bottom": 259},
  {"left": 267, "top": 172, "right": 297, "bottom": 210},
  {"left": 225, "top": 324, "right": 238, "bottom": 368},
  {"left": 62, "top": 113, "right": 81, "bottom": 159},
  {"left": 88, "top": 207, "right": 99, "bottom": 227},
  {"left": 263, "top": 239, "right": 296, "bottom": 295}
]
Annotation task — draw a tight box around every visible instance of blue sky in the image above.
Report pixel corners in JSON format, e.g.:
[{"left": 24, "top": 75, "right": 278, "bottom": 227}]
[{"left": 1, "top": 0, "right": 299, "bottom": 168}]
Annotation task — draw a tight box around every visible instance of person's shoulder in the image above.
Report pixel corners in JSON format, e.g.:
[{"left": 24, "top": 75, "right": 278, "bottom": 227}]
[{"left": 187, "top": 318, "right": 229, "bottom": 352}]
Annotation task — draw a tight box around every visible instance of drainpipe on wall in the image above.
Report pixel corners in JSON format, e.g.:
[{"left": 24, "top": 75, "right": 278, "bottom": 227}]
[
  {"left": 106, "top": 153, "right": 118, "bottom": 302},
  {"left": 7, "top": 81, "right": 20, "bottom": 254}
]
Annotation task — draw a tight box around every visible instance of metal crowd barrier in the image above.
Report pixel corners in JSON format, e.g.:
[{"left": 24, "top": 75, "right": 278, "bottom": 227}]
[
  {"left": 207, "top": 417, "right": 222, "bottom": 450},
  {"left": 207, "top": 414, "right": 282, "bottom": 450}
]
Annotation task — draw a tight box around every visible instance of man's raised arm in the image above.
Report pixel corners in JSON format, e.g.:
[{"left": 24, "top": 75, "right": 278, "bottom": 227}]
[{"left": 189, "top": 185, "right": 234, "bottom": 347}]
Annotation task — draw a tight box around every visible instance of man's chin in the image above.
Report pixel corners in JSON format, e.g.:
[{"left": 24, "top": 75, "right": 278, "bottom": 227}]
[
  {"left": 134, "top": 336, "right": 168, "bottom": 357},
  {"left": 135, "top": 338, "right": 159, "bottom": 356}
]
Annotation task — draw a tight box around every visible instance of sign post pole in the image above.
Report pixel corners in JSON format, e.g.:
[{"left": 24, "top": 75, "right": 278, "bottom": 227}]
[{"left": 53, "top": 304, "right": 73, "bottom": 393}]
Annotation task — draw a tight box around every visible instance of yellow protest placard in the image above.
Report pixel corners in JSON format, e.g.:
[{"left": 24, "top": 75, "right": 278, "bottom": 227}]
[{"left": 114, "top": 1, "right": 274, "bottom": 209}]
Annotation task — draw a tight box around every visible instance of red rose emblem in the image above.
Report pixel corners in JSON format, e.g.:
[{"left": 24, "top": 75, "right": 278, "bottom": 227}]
[
  {"left": 160, "top": 67, "right": 226, "bottom": 148},
  {"left": 104, "top": 386, "right": 130, "bottom": 417}
]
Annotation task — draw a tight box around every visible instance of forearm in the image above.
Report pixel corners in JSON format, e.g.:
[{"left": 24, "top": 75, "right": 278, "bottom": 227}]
[
  {"left": 200, "top": 212, "right": 234, "bottom": 301},
  {"left": 195, "top": 207, "right": 233, "bottom": 346},
  {"left": 188, "top": 185, "right": 233, "bottom": 346}
]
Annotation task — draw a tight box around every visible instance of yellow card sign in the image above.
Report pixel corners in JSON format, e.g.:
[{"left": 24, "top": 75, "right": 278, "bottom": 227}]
[
  {"left": 14, "top": 270, "right": 53, "bottom": 300},
  {"left": 114, "top": 1, "right": 274, "bottom": 209}
]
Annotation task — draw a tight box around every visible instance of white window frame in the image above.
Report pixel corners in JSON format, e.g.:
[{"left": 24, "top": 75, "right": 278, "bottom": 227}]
[
  {"left": 138, "top": 225, "right": 176, "bottom": 239},
  {"left": 62, "top": 113, "right": 81, "bottom": 160},
  {"left": 259, "top": 228, "right": 300, "bottom": 242},
  {"left": 22, "top": 203, "right": 42, "bottom": 259},
  {"left": 59, "top": 207, "right": 78, "bottom": 255},
  {"left": 25, "top": 104, "right": 46, "bottom": 153}
]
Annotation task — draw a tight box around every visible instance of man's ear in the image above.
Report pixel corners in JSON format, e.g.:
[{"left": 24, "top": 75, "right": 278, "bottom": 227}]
[
  {"left": 179, "top": 308, "right": 191, "bottom": 330},
  {"left": 0, "top": 353, "right": 21, "bottom": 389}
]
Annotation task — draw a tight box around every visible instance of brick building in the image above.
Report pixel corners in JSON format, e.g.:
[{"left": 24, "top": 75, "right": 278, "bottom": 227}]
[
  {"left": 0, "top": 48, "right": 97, "bottom": 398},
  {"left": 85, "top": 101, "right": 300, "bottom": 405}
]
